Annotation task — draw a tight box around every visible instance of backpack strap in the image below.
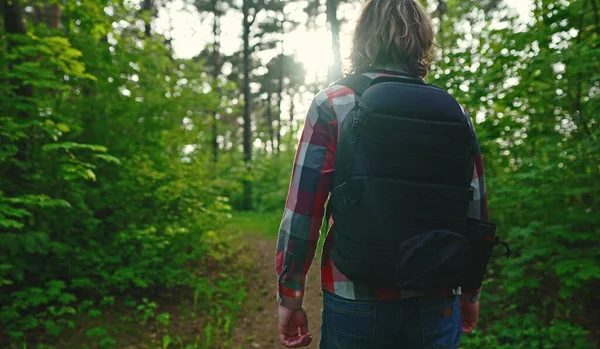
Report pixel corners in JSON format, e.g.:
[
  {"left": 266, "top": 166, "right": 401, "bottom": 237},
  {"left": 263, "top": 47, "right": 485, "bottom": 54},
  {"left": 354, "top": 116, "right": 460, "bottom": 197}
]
[
  {"left": 324, "top": 74, "right": 371, "bottom": 230},
  {"left": 334, "top": 74, "right": 374, "bottom": 97}
]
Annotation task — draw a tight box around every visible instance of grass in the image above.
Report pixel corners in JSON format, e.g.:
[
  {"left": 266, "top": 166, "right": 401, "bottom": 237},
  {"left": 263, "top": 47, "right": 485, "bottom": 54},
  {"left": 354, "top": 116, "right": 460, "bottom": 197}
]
[
  {"left": 224, "top": 211, "right": 282, "bottom": 239},
  {"left": 226, "top": 210, "right": 329, "bottom": 253}
]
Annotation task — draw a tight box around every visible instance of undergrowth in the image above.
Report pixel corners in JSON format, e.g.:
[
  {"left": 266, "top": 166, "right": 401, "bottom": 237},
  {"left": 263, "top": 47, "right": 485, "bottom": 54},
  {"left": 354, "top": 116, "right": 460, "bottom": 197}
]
[{"left": 2, "top": 230, "right": 252, "bottom": 349}]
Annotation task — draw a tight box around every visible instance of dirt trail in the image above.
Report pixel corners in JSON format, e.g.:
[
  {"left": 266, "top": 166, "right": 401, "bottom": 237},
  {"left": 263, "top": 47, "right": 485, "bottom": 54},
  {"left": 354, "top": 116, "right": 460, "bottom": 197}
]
[{"left": 232, "top": 237, "right": 322, "bottom": 349}]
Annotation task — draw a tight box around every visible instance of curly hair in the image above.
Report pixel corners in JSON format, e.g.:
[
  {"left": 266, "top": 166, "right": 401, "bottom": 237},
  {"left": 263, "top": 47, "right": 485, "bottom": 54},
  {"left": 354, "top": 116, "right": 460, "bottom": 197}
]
[{"left": 350, "top": 0, "right": 435, "bottom": 78}]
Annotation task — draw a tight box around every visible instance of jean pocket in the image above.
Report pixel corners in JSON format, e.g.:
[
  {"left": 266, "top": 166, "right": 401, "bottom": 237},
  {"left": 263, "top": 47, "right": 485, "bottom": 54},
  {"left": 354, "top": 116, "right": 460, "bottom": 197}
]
[
  {"left": 323, "top": 296, "right": 376, "bottom": 349},
  {"left": 419, "top": 297, "right": 460, "bottom": 349}
]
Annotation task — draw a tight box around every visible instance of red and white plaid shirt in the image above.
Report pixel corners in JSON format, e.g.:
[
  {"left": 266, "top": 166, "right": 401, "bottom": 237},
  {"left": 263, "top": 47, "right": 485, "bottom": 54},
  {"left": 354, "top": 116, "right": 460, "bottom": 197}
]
[{"left": 275, "top": 69, "right": 488, "bottom": 309}]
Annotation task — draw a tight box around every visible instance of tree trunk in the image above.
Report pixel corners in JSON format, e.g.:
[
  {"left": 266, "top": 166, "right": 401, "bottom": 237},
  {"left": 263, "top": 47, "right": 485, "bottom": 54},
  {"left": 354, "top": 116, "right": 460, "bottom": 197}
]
[
  {"left": 3, "top": 0, "right": 32, "bottom": 112},
  {"left": 276, "top": 52, "right": 284, "bottom": 154},
  {"left": 266, "top": 91, "right": 274, "bottom": 153},
  {"left": 211, "top": 2, "right": 221, "bottom": 163},
  {"left": 242, "top": 0, "right": 252, "bottom": 209},
  {"left": 34, "top": 4, "right": 62, "bottom": 28},
  {"left": 326, "top": 0, "right": 342, "bottom": 81},
  {"left": 591, "top": 0, "right": 600, "bottom": 36},
  {"left": 143, "top": 0, "right": 152, "bottom": 37},
  {"left": 2, "top": 0, "right": 32, "bottom": 191},
  {"left": 289, "top": 91, "right": 295, "bottom": 138},
  {"left": 212, "top": 113, "right": 218, "bottom": 162},
  {"left": 3, "top": 0, "right": 27, "bottom": 35},
  {"left": 436, "top": 0, "right": 447, "bottom": 54}
]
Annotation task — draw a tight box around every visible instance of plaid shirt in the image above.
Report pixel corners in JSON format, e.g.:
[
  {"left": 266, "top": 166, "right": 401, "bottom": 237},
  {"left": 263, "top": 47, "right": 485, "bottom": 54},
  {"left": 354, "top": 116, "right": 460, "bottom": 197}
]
[{"left": 275, "top": 69, "right": 488, "bottom": 310}]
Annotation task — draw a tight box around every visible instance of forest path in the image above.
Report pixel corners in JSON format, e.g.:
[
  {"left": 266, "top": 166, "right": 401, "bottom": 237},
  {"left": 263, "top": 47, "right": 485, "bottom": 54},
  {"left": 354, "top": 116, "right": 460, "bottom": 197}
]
[{"left": 231, "top": 235, "right": 323, "bottom": 349}]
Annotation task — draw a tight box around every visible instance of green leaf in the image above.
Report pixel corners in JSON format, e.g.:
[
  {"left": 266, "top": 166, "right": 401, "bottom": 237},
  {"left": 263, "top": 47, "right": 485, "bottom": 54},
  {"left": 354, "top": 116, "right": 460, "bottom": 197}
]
[
  {"left": 94, "top": 154, "right": 121, "bottom": 165},
  {"left": 42, "top": 142, "right": 107, "bottom": 153},
  {"left": 56, "top": 123, "right": 70, "bottom": 132}
]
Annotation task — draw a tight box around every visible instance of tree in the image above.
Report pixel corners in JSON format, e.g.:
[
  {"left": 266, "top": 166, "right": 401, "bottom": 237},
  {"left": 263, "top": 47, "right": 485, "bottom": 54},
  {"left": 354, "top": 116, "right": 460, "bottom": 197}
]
[
  {"left": 256, "top": 1, "right": 302, "bottom": 153},
  {"left": 258, "top": 54, "right": 305, "bottom": 153},
  {"left": 193, "top": 0, "right": 235, "bottom": 163},
  {"left": 242, "top": 0, "right": 253, "bottom": 209},
  {"left": 305, "top": 0, "right": 343, "bottom": 80},
  {"left": 143, "top": 0, "right": 153, "bottom": 37},
  {"left": 326, "top": 0, "right": 342, "bottom": 80},
  {"left": 3, "top": 0, "right": 31, "bottom": 112},
  {"left": 240, "top": 0, "right": 285, "bottom": 209}
]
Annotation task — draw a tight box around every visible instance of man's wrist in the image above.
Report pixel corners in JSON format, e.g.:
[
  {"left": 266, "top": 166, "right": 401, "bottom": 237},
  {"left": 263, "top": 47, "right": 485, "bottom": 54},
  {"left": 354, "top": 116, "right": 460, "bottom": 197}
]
[
  {"left": 278, "top": 294, "right": 304, "bottom": 310},
  {"left": 277, "top": 275, "right": 305, "bottom": 310}
]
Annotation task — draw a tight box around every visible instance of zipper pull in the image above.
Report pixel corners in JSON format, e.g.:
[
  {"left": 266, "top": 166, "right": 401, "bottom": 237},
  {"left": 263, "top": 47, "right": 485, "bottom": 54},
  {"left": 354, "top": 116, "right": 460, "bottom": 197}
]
[
  {"left": 347, "top": 107, "right": 362, "bottom": 144},
  {"left": 352, "top": 108, "right": 362, "bottom": 128},
  {"left": 494, "top": 236, "right": 512, "bottom": 259}
]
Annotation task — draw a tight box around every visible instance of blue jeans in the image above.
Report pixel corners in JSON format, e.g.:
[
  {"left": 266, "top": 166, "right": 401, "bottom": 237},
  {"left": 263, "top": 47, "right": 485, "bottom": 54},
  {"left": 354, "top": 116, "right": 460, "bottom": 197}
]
[{"left": 320, "top": 291, "right": 461, "bottom": 349}]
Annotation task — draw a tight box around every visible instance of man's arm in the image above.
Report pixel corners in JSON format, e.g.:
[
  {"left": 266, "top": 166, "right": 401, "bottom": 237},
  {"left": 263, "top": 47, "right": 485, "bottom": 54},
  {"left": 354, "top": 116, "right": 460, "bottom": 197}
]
[
  {"left": 460, "top": 107, "right": 489, "bottom": 303},
  {"left": 460, "top": 107, "right": 488, "bottom": 334},
  {"left": 275, "top": 90, "right": 338, "bottom": 310}
]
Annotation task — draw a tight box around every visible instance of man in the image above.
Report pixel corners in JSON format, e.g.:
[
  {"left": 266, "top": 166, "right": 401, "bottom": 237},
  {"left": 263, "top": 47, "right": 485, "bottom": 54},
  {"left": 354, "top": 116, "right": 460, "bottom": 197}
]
[{"left": 275, "top": 0, "right": 492, "bottom": 347}]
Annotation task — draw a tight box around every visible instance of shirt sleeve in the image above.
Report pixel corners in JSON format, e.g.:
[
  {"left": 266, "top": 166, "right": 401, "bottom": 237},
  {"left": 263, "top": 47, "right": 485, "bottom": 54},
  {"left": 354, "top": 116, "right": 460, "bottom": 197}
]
[
  {"left": 461, "top": 107, "right": 488, "bottom": 302},
  {"left": 275, "top": 90, "right": 338, "bottom": 310}
]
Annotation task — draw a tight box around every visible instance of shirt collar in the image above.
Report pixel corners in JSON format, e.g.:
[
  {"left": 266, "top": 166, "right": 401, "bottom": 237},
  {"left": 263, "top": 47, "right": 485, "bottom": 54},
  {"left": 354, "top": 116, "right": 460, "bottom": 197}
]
[{"left": 372, "top": 64, "right": 408, "bottom": 74}]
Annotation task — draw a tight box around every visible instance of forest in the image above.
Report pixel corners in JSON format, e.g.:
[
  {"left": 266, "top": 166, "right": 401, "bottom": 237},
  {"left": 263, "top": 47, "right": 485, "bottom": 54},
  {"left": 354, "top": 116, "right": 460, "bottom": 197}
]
[{"left": 0, "top": 0, "right": 598, "bottom": 348}]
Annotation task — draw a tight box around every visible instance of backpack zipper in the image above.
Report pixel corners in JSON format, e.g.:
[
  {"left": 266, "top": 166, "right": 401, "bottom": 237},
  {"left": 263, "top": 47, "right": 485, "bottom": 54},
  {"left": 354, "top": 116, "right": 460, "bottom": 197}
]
[
  {"left": 347, "top": 107, "right": 364, "bottom": 144},
  {"left": 352, "top": 107, "right": 363, "bottom": 128}
]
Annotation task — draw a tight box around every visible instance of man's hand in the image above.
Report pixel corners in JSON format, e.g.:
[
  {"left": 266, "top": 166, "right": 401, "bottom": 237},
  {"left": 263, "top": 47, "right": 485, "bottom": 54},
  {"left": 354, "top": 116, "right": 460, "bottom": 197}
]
[
  {"left": 460, "top": 300, "right": 480, "bottom": 333},
  {"left": 278, "top": 305, "right": 312, "bottom": 348}
]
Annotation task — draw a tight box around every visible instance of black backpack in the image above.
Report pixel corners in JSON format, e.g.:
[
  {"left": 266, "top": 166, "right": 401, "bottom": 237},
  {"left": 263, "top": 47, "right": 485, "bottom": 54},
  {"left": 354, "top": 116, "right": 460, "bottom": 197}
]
[{"left": 326, "top": 72, "right": 511, "bottom": 292}]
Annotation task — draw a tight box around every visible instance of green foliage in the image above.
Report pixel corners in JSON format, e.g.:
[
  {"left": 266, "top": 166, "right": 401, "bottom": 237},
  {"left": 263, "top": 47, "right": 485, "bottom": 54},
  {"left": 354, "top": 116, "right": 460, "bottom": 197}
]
[
  {"left": 251, "top": 151, "right": 296, "bottom": 212},
  {"left": 85, "top": 327, "right": 116, "bottom": 349},
  {"left": 461, "top": 316, "right": 595, "bottom": 349},
  {"left": 0, "top": 0, "right": 238, "bottom": 347}
]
